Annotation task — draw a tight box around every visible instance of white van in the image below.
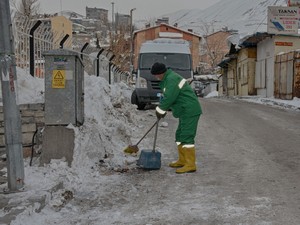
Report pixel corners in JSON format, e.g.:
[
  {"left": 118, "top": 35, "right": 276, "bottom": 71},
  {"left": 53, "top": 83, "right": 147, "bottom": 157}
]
[{"left": 131, "top": 38, "right": 194, "bottom": 110}]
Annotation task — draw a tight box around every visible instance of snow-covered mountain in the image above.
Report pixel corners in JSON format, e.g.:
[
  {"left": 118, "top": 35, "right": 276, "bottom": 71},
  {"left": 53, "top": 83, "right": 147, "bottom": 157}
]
[{"left": 165, "top": 0, "right": 287, "bottom": 36}]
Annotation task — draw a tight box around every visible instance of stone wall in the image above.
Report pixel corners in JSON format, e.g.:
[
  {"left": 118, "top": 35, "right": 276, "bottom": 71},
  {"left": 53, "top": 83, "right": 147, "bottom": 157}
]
[{"left": 0, "top": 103, "right": 45, "bottom": 157}]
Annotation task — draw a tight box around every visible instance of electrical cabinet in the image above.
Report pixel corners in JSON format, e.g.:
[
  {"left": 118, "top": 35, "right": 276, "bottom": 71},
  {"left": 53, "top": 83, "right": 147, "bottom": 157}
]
[{"left": 43, "top": 49, "right": 84, "bottom": 126}]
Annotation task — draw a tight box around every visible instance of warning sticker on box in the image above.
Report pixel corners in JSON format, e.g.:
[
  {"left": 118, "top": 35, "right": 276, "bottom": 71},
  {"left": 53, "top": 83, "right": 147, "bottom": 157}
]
[{"left": 52, "top": 70, "right": 66, "bottom": 88}]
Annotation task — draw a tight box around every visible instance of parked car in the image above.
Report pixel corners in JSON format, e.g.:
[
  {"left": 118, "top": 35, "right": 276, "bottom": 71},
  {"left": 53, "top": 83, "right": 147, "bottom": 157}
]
[{"left": 193, "top": 81, "right": 206, "bottom": 97}]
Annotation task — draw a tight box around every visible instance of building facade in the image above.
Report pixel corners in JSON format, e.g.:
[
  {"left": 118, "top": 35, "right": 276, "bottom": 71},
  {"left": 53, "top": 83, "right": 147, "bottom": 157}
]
[
  {"left": 115, "top": 13, "right": 130, "bottom": 31},
  {"left": 200, "top": 30, "right": 233, "bottom": 74},
  {"left": 219, "top": 32, "right": 300, "bottom": 99},
  {"left": 86, "top": 7, "right": 108, "bottom": 25},
  {"left": 50, "top": 16, "right": 73, "bottom": 49}
]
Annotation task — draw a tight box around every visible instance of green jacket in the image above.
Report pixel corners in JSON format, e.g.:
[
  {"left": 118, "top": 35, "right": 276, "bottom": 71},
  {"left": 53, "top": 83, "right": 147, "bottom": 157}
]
[{"left": 158, "top": 69, "right": 202, "bottom": 118}]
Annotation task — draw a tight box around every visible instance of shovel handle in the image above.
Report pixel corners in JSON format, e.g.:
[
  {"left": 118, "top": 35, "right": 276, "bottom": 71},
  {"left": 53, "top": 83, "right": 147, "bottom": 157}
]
[
  {"left": 152, "top": 118, "right": 160, "bottom": 152},
  {"left": 135, "top": 119, "right": 159, "bottom": 146}
]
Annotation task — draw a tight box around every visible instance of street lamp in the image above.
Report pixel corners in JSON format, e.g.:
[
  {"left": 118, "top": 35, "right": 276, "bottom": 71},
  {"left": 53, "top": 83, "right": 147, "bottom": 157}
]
[
  {"left": 111, "top": 2, "right": 115, "bottom": 50},
  {"left": 60, "top": 0, "right": 63, "bottom": 15},
  {"left": 129, "top": 8, "right": 136, "bottom": 75}
]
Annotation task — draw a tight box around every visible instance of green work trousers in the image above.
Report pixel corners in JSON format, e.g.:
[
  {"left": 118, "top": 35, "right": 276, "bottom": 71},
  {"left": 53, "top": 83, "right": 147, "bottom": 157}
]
[{"left": 175, "top": 114, "right": 200, "bottom": 145}]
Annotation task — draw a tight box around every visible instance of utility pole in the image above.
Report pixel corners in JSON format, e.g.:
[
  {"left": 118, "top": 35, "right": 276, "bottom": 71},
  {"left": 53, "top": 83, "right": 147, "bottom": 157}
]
[
  {"left": 129, "top": 8, "right": 136, "bottom": 75},
  {"left": 0, "top": 0, "right": 25, "bottom": 191},
  {"left": 111, "top": 2, "right": 115, "bottom": 51},
  {"left": 60, "top": 0, "right": 63, "bottom": 16}
]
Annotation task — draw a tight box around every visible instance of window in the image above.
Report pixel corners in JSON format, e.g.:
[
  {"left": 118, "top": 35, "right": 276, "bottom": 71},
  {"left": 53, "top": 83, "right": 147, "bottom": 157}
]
[{"left": 139, "top": 53, "right": 191, "bottom": 70}]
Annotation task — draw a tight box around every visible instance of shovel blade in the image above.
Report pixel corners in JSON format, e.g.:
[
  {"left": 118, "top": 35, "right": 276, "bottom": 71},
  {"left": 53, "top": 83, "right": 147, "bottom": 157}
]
[{"left": 137, "top": 149, "right": 161, "bottom": 170}]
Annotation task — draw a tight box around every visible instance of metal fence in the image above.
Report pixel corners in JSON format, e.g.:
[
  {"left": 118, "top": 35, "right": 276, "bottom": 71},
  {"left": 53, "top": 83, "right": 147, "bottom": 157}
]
[{"left": 12, "top": 14, "right": 128, "bottom": 83}]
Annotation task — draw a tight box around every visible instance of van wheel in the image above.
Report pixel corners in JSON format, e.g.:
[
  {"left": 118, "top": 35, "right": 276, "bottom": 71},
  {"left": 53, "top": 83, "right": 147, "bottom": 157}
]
[
  {"left": 131, "top": 90, "right": 137, "bottom": 105},
  {"left": 137, "top": 102, "right": 146, "bottom": 110},
  {"left": 131, "top": 90, "right": 146, "bottom": 110}
]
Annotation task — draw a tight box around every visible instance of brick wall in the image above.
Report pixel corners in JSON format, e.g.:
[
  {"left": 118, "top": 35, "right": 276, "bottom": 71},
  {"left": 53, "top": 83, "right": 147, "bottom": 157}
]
[{"left": 0, "top": 103, "right": 45, "bottom": 157}]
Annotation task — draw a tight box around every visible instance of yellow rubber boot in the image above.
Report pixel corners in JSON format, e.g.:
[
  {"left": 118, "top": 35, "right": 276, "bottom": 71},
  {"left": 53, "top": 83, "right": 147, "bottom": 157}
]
[
  {"left": 169, "top": 145, "right": 185, "bottom": 168},
  {"left": 176, "top": 146, "right": 196, "bottom": 173}
]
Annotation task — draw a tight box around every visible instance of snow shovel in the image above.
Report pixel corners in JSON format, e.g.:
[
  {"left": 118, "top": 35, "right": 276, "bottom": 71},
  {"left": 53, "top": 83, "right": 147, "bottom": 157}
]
[
  {"left": 136, "top": 118, "right": 161, "bottom": 170},
  {"left": 123, "top": 120, "right": 159, "bottom": 154}
]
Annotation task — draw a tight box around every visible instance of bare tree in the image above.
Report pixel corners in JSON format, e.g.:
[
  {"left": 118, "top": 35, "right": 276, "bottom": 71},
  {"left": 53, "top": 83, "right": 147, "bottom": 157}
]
[
  {"left": 198, "top": 20, "right": 232, "bottom": 74},
  {"left": 11, "top": 0, "right": 40, "bottom": 18},
  {"left": 112, "top": 28, "right": 131, "bottom": 71}
]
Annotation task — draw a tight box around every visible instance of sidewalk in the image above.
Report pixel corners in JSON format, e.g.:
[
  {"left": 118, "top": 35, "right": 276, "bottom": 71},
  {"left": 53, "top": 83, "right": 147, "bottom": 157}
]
[
  {"left": 234, "top": 96, "right": 300, "bottom": 111},
  {"left": 204, "top": 92, "right": 300, "bottom": 112}
]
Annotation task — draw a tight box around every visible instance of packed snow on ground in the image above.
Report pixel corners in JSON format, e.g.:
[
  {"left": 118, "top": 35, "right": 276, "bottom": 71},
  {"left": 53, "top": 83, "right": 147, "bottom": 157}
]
[
  {"left": 0, "top": 67, "right": 299, "bottom": 224},
  {"left": 0, "top": 68, "right": 148, "bottom": 224},
  {"left": 238, "top": 96, "right": 300, "bottom": 111}
]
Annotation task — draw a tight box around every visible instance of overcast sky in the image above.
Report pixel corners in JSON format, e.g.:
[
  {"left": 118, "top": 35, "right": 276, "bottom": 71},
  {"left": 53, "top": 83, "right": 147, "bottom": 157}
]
[{"left": 38, "top": 0, "right": 221, "bottom": 20}]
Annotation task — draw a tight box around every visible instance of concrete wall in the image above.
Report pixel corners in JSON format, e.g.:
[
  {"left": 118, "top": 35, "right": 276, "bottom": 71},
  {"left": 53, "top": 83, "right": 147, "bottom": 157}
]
[{"left": 40, "top": 126, "right": 74, "bottom": 166}]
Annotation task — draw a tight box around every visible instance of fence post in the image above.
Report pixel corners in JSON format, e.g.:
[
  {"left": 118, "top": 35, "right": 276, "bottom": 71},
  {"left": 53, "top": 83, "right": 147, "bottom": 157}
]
[
  {"left": 96, "top": 48, "right": 104, "bottom": 76},
  {"left": 108, "top": 55, "right": 115, "bottom": 84},
  {"left": 80, "top": 43, "right": 89, "bottom": 60},
  {"left": 29, "top": 20, "right": 42, "bottom": 77},
  {"left": 59, "top": 34, "right": 69, "bottom": 49}
]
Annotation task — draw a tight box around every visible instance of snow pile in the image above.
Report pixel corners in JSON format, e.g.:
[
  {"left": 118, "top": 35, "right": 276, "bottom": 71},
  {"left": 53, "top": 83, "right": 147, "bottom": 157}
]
[
  {"left": 1, "top": 68, "right": 151, "bottom": 224},
  {"left": 0, "top": 67, "right": 44, "bottom": 106},
  {"left": 1, "top": 67, "right": 151, "bottom": 172},
  {"left": 205, "top": 90, "right": 219, "bottom": 98},
  {"left": 194, "top": 74, "right": 219, "bottom": 81},
  {"left": 71, "top": 74, "right": 143, "bottom": 172},
  {"left": 1, "top": 67, "right": 144, "bottom": 170},
  {"left": 1, "top": 68, "right": 146, "bottom": 191},
  {"left": 15, "top": 68, "right": 45, "bottom": 105}
]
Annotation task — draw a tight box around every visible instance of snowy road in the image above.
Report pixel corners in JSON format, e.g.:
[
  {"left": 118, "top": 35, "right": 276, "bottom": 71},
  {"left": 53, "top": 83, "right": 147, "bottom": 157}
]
[
  {"left": 62, "top": 97, "right": 300, "bottom": 225},
  {"left": 98, "top": 97, "right": 300, "bottom": 225},
  {"left": 191, "top": 97, "right": 300, "bottom": 224}
]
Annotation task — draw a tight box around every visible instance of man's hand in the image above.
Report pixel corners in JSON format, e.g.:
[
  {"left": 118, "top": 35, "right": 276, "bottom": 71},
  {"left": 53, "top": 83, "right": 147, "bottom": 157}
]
[{"left": 156, "top": 110, "right": 166, "bottom": 119}]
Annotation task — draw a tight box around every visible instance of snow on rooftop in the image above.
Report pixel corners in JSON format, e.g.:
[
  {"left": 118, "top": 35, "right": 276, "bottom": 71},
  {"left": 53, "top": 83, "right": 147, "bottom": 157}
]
[{"left": 158, "top": 32, "right": 183, "bottom": 38}]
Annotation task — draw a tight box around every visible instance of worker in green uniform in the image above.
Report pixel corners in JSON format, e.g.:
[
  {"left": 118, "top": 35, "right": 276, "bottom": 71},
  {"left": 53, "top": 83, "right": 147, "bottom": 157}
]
[{"left": 150, "top": 62, "right": 202, "bottom": 174}]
